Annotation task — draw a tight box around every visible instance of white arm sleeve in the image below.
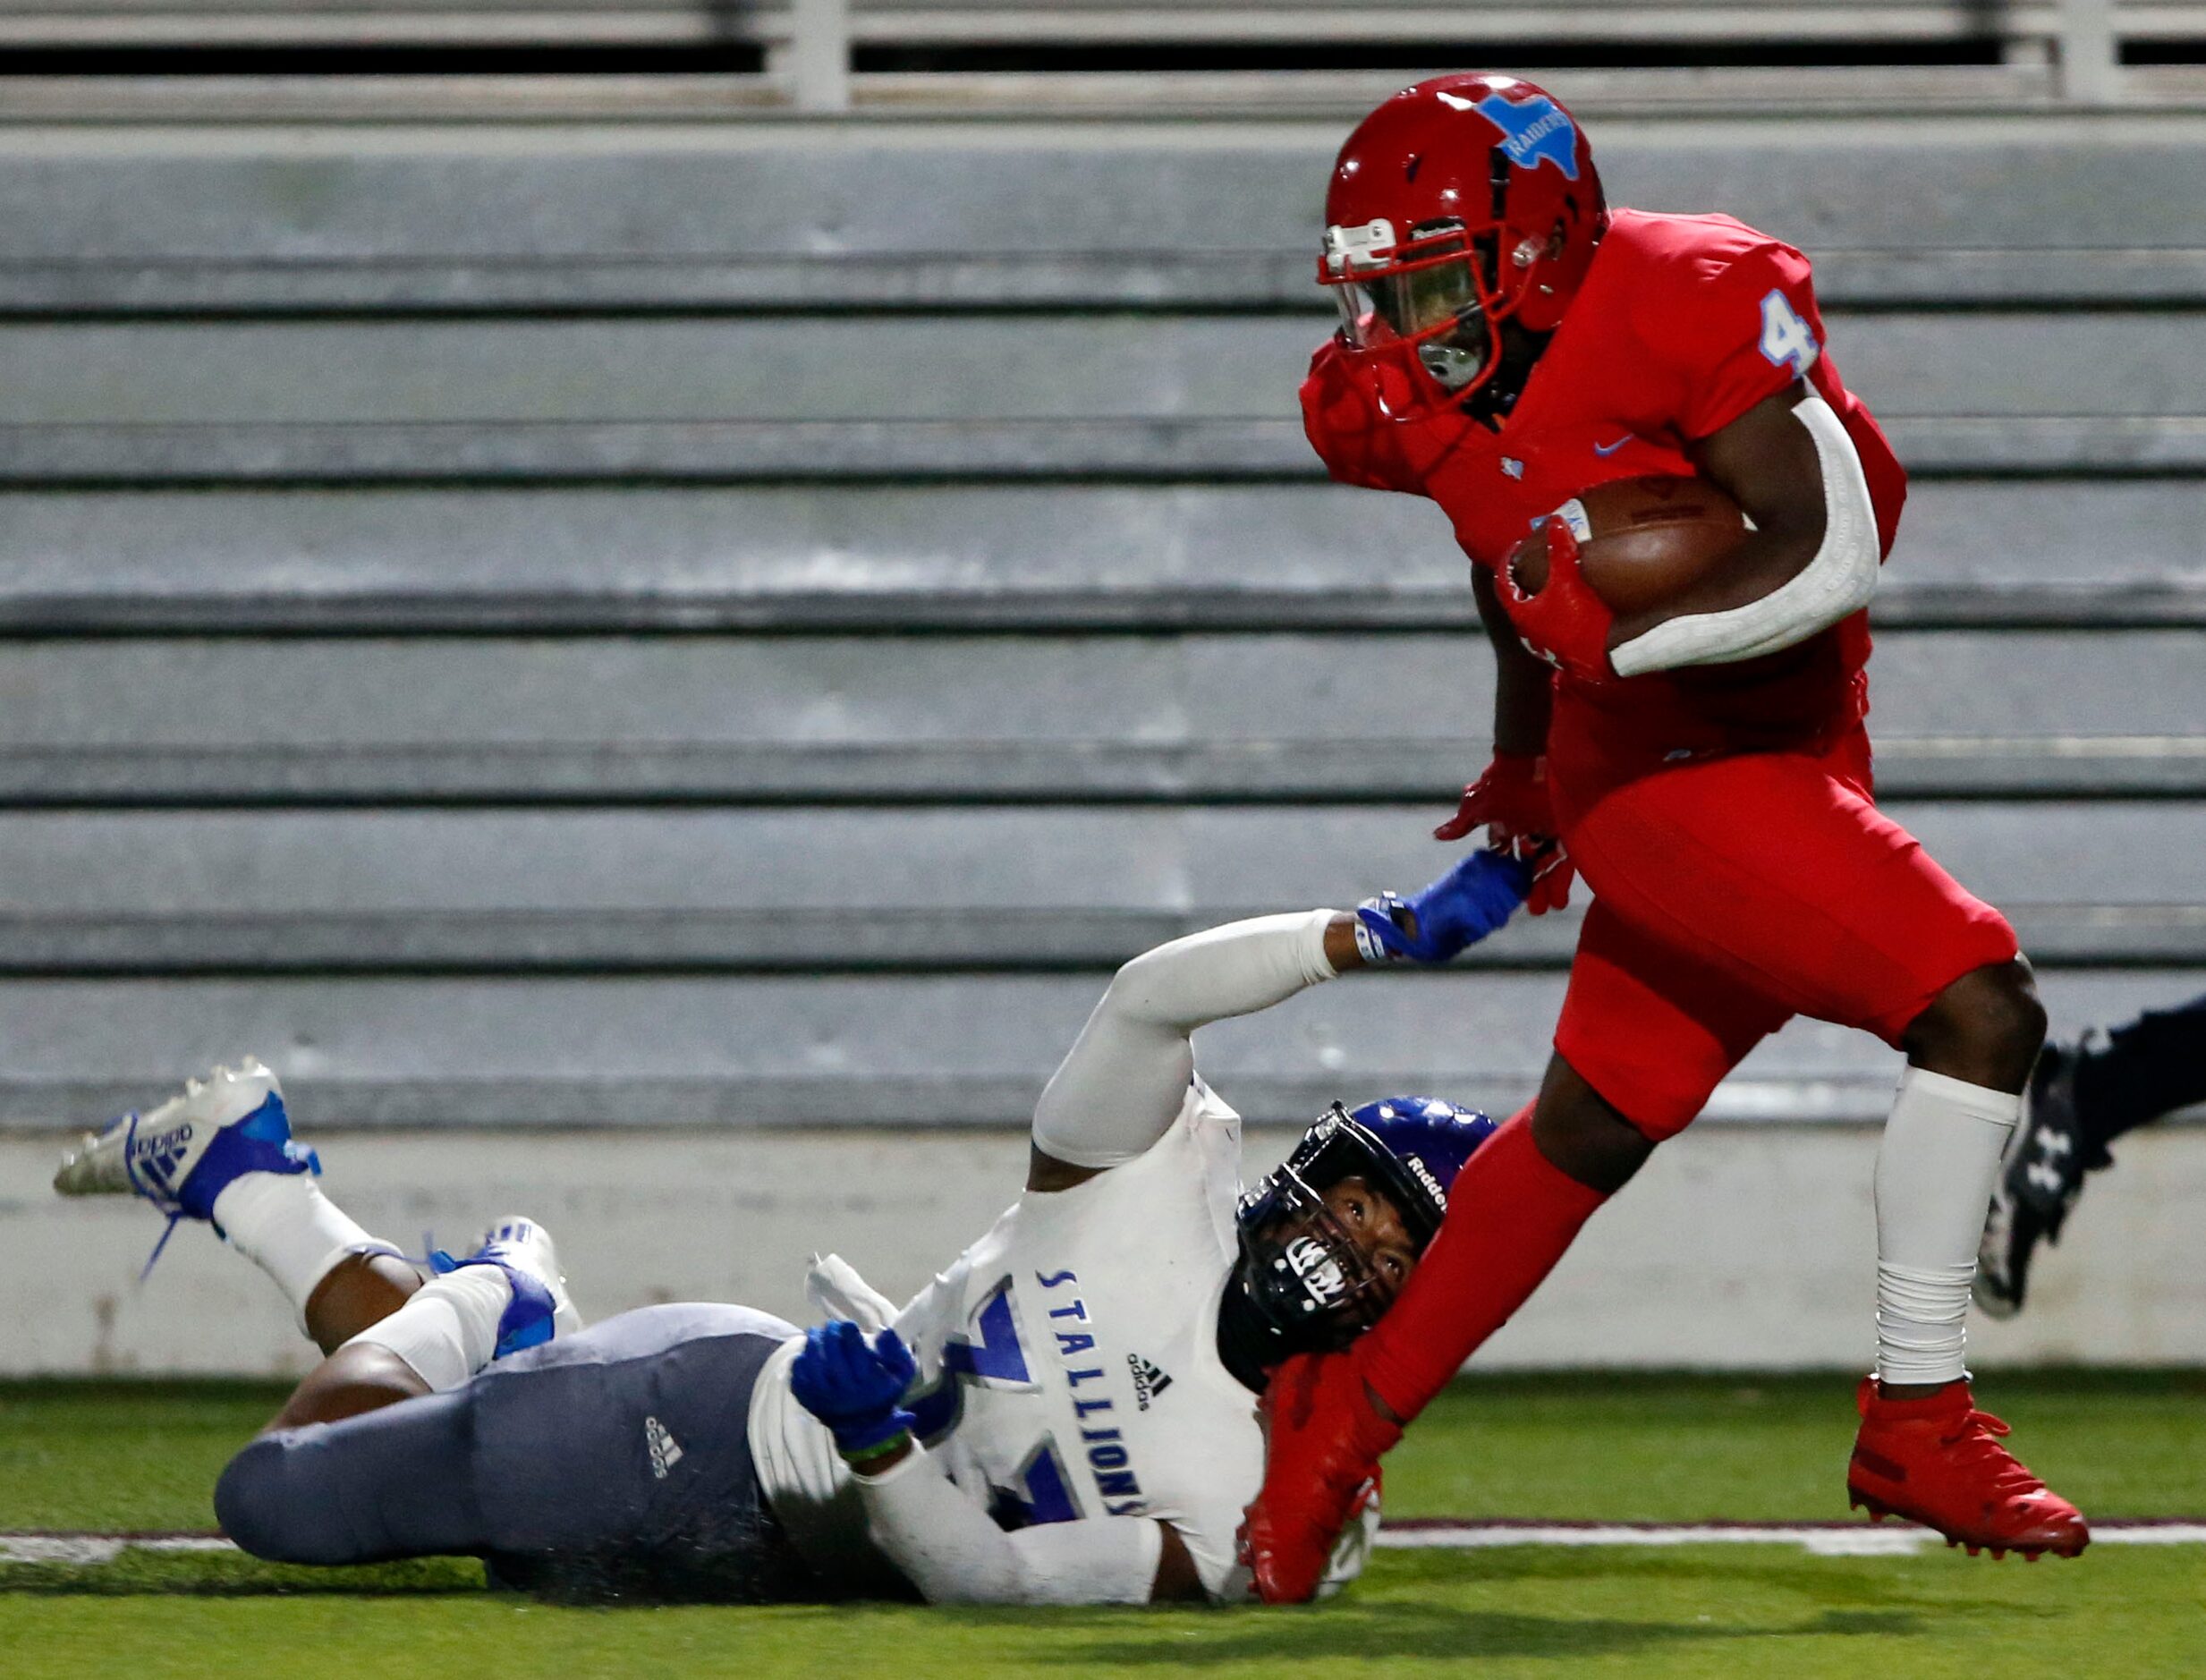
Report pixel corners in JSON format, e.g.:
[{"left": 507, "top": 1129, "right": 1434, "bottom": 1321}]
[
  {"left": 1608, "top": 395, "right": 1880, "bottom": 678},
  {"left": 1031, "top": 910, "right": 1338, "bottom": 1170},
  {"left": 860, "top": 1445, "right": 1167, "bottom": 1605}
]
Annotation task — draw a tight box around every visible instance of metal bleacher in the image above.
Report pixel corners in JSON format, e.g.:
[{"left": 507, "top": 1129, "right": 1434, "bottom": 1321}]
[
  {"left": 0, "top": 62, "right": 2200, "bottom": 1133},
  {"left": 0, "top": 1, "right": 2202, "bottom": 111}
]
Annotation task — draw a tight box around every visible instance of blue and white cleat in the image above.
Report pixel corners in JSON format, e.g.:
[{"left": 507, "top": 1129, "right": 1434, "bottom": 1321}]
[
  {"left": 431, "top": 1215, "right": 584, "bottom": 1359},
  {"left": 53, "top": 1058, "right": 316, "bottom": 1224}
]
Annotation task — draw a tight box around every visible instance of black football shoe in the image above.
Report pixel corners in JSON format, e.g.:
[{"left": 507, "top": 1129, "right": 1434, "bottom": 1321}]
[{"left": 1975, "top": 1041, "right": 2107, "bottom": 1319}]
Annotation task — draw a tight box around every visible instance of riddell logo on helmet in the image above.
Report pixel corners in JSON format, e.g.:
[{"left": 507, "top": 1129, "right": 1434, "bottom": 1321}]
[{"left": 1401, "top": 1152, "right": 1449, "bottom": 1210}]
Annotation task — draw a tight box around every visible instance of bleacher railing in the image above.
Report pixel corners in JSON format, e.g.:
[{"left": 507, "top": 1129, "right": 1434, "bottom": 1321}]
[
  {"left": 0, "top": 0, "right": 2186, "bottom": 108},
  {"left": 772, "top": 0, "right": 2151, "bottom": 108}
]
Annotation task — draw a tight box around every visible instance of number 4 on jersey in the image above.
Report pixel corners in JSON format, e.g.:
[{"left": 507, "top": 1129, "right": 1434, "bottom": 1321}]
[{"left": 1758, "top": 288, "right": 1820, "bottom": 380}]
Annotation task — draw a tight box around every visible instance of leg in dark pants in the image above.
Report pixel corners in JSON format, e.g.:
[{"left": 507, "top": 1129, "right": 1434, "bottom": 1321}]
[
  {"left": 216, "top": 1303, "right": 810, "bottom": 1601},
  {"left": 216, "top": 1385, "right": 485, "bottom": 1565},
  {"left": 2067, "top": 990, "right": 2206, "bottom": 1161}
]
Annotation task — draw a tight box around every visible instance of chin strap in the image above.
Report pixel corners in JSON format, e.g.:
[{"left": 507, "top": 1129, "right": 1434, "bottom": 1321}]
[
  {"left": 1215, "top": 1268, "right": 1298, "bottom": 1394},
  {"left": 1457, "top": 320, "right": 1550, "bottom": 423}
]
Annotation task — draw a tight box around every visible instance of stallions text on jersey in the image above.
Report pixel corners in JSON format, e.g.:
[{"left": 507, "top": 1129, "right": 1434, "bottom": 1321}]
[{"left": 748, "top": 1081, "right": 1348, "bottom": 1601}]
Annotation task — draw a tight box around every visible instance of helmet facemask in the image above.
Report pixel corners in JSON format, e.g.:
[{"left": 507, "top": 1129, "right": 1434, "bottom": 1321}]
[
  {"left": 1239, "top": 1161, "right": 1397, "bottom": 1349},
  {"left": 1234, "top": 1104, "right": 1446, "bottom": 1355},
  {"left": 1321, "top": 213, "right": 1580, "bottom": 416},
  {"left": 1322, "top": 216, "right": 1523, "bottom": 408}
]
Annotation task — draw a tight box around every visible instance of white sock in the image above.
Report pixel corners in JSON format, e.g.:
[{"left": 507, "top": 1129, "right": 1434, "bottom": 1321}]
[
  {"left": 1874, "top": 1065, "right": 2020, "bottom": 1386},
  {"left": 209, "top": 1171, "right": 396, "bottom": 1334},
  {"left": 345, "top": 1266, "right": 513, "bottom": 1392}
]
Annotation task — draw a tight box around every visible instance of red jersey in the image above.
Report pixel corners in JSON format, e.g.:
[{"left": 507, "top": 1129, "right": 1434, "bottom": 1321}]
[{"left": 1302, "top": 208, "right": 1908, "bottom": 760}]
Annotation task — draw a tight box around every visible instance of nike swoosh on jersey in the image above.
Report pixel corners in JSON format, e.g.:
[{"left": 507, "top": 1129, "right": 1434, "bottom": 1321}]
[{"left": 1593, "top": 437, "right": 1631, "bottom": 455}]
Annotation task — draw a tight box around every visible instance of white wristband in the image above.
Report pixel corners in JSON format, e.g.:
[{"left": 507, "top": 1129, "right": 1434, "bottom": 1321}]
[{"left": 1353, "top": 897, "right": 1403, "bottom": 965}]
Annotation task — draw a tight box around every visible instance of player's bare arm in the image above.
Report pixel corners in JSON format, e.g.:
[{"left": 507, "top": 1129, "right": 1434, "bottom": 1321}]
[
  {"left": 1433, "top": 568, "right": 1577, "bottom": 912},
  {"left": 1510, "top": 382, "right": 1882, "bottom": 681},
  {"left": 1470, "top": 566, "right": 1555, "bottom": 759},
  {"left": 1604, "top": 383, "right": 1829, "bottom": 644}
]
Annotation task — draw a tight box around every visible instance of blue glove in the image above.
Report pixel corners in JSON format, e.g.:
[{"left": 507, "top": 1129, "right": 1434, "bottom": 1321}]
[
  {"left": 1355, "top": 849, "right": 1533, "bottom": 965},
  {"left": 788, "top": 1319, "right": 919, "bottom": 1460}
]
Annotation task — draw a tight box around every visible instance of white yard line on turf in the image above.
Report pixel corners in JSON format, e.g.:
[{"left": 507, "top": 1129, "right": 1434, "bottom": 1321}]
[
  {"left": 4, "top": 1523, "right": 2204, "bottom": 1567},
  {"left": 1375, "top": 1521, "right": 2206, "bottom": 1557},
  {"left": 0, "top": 1535, "right": 236, "bottom": 1565}
]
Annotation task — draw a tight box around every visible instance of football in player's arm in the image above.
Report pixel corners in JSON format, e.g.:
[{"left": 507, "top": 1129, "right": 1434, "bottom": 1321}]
[{"left": 52, "top": 849, "right": 1531, "bottom": 1608}]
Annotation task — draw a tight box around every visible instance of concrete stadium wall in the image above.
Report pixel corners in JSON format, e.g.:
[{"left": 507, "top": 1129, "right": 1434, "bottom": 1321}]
[{"left": 5, "top": 1122, "right": 2200, "bottom": 1378}]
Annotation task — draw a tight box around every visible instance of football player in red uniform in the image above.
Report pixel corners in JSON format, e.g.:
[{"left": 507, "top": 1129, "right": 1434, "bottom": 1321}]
[{"left": 1241, "top": 74, "right": 2088, "bottom": 1600}]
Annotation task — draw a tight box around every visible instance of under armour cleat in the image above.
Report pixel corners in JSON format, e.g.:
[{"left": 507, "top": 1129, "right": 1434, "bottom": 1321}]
[
  {"left": 431, "top": 1214, "right": 584, "bottom": 1360},
  {"left": 53, "top": 1058, "right": 315, "bottom": 1223},
  {"left": 1847, "top": 1376, "right": 2088, "bottom": 1559},
  {"left": 1239, "top": 1350, "right": 1403, "bottom": 1604},
  {"left": 1976, "top": 1041, "right": 2101, "bottom": 1319}
]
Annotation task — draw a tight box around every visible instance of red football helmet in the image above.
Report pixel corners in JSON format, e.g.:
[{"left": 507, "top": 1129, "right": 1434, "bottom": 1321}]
[{"left": 1319, "top": 74, "right": 1607, "bottom": 414}]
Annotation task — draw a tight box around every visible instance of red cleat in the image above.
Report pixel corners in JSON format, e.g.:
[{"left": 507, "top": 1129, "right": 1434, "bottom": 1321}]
[
  {"left": 1846, "top": 1376, "right": 2089, "bottom": 1560},
  {"left": 1239, "top": 1350, "right": 1402, "bottom": 1604}
]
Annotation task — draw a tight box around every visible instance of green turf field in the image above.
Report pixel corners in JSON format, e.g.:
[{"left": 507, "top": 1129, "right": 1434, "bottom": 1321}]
[{"left": 4, "top": 1370, "right": 2202, "bottom": 1679}]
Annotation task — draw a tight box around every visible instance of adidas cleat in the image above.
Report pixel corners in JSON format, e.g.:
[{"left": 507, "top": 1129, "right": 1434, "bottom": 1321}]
[
  {"left": 53, "top": 1059, "right": 316, "bottom": 1223},
  {"left": 431, "top": 1214, "right": 584, "bottom": 1359}
]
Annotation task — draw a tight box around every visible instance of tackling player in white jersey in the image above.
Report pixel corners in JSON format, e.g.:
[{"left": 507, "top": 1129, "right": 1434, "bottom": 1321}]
[{"left": 53, "top": 852, "right": 1528, "bottom": 1606}]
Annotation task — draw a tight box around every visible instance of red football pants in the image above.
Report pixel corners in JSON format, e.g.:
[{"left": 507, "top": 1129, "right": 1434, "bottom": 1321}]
[
  {"left": 1548, "top": 718, "right": 2019, "bottom": 1140},
  {"left": 1356, "top": 718, "right": 2020, "bottom": 1421}
]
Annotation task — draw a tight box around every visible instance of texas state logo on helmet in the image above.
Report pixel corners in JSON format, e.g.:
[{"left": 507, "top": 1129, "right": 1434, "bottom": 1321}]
[{"left": 1319, "top": 74, "right": 1607, "bottom": 411}]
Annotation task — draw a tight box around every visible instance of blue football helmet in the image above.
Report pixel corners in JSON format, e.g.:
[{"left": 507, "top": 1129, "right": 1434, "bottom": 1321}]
[{"left": 1235, "top": 1096, "right": 1496, "bottom": 1354}]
